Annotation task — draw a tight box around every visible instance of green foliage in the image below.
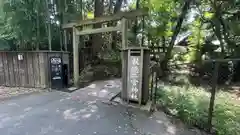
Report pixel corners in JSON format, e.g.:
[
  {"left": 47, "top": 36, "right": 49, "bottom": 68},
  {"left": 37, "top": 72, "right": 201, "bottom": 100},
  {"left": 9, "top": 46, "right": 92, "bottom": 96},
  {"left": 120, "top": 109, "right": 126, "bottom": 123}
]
[
  {"left": 185, "top": 18, "right": 205, "bottom": 62},
  {"left": 0, "top": 39, "right": 11, "bottom": 50},
  {"left": 158, "top": 84, "right": 240, "bottom": 135},
  {"left": 0, "top": 0, "right": 65, "bottom": 50},
  {"left": 86, "top": 12, "right": 94, "bottom": 19},
  {"left": 0, "top": 0, "right": 47, "bottom": 49},
  {"left": 0, "top": 0, "right": 238, "bottom": 57},
  {"left": 144, "top": 0, "right": 180, "bottom": 43},
  {"left": 203, "top": 12, "right": 214, "bottom": 19},
  {"left": 213, "top": 92, "right": 240, "bottom": 135}
]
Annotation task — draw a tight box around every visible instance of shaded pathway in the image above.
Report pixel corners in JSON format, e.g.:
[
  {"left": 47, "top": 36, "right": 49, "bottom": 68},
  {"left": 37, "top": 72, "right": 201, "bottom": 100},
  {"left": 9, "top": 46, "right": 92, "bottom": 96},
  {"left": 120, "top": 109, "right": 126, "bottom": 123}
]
[{"left": 0, "top": 79, "right": 208, "bottom": 135}]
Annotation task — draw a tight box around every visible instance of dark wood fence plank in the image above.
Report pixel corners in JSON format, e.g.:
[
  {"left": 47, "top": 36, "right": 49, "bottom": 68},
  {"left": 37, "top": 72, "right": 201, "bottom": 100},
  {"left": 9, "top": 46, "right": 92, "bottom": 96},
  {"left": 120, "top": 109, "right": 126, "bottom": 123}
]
[
  {"left": 0, "top": 53, "right": 5, "bottom": 85},
  {"left": 36, "top": 53, "right": 41, "bottom": 88},
  {"left": 27, "top": 53, "right": 34, "bottom": 87},
  {"left": 2, "top": 53, "right": 9, "bottom": 86},
  {"left": 7, "top": 53, "right": 15, "bottom": 87},
  {"left": 45, "top": 52, "right": 50, "bottom": 87},
  {"left": 12, "top": 53, "right": 20, "bottom": 87},
  {"left": 32, "top": 53, "right": 40, "bottom": 88},
  {"left": 18, "top": 54, "right": 26, "bottom": 87},
  {"left": 37, "top": 53, "right": 41, "bottom": 88},
  {"left": 39, "top": 53, "right": 46, "bottom": 88},
  {"left": 24, "top": 52, "right": 29, "bottom": 87}
]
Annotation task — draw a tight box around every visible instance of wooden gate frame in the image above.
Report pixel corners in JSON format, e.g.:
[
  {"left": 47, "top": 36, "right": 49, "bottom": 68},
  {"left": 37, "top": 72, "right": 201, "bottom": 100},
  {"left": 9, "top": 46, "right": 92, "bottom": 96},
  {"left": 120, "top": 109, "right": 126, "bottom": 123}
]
[{"left": 62, "top": 9, "right": 148, "bottom": 87}]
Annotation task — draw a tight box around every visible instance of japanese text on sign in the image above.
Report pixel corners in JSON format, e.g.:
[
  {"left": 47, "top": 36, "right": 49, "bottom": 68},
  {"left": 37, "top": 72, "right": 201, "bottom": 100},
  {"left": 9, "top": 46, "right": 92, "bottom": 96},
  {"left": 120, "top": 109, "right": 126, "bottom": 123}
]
[{"left": 129, "top": 56, "right": 141, "bottom": 100}]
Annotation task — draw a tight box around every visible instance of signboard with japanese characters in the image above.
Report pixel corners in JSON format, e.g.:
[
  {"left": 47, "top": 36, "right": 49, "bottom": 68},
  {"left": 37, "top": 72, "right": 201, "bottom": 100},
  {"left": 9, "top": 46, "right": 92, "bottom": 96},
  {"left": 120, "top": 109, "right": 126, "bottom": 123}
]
[
  {"left": 128, "top": 56, "right": 141, "bottom": 101},
  {"left": 50, "top": 57, "right": 63, "bottom": 89}
]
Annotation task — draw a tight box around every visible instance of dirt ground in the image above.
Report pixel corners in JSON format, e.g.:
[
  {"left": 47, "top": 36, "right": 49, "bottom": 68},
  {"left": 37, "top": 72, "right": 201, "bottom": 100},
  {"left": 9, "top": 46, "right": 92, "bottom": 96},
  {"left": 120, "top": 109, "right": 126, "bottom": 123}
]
[{"left": 0, "top": 86, "right": 47, "bottom": 100}]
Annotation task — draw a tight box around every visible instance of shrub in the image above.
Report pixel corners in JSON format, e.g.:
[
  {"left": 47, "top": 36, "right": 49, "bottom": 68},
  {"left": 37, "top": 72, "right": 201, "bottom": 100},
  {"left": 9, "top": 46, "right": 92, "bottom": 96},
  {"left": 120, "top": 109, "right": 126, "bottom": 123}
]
[
  {"left": 157, "top": 84, "right": 240, "bottom": 135},
  {"left": 78, "top": 59, "right": 121, "bottom": 87},
  {"left": 189, "top": 62, "right": 232, "bottom": 85}
]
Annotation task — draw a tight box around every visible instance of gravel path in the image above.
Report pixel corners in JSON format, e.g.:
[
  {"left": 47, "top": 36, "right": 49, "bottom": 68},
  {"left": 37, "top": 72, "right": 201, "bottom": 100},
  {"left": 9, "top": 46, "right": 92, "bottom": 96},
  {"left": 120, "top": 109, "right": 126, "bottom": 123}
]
[{"left": 0, "top": 79, "right": 210, "bottom": 135}]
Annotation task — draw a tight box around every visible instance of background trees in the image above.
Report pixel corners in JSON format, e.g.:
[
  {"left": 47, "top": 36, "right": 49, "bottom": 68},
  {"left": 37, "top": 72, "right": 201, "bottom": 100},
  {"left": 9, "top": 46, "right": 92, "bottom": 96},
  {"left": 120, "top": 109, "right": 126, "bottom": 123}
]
[{"left": 0, "top": 0, "right": 239, "bottom": 67}]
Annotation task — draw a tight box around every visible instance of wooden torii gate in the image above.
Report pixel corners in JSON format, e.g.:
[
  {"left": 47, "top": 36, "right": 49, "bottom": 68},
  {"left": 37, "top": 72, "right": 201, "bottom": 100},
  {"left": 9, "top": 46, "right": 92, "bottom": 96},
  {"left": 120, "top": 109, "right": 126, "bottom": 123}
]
[{"left": 62, "top": 9, "right": 148, "bottom": 87}]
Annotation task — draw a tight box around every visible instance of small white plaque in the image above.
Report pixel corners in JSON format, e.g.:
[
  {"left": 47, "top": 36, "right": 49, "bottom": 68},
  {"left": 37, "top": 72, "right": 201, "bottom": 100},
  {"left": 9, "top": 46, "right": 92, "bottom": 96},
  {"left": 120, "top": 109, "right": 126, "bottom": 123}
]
[{"left": 18, "top": 54, "right": 23, "bottom": 60}]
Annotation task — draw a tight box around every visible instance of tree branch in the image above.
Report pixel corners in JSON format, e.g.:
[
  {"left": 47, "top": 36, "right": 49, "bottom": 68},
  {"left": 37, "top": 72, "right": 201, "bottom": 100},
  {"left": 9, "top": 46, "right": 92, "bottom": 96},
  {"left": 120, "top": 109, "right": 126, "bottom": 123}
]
[{"left": 163, "top": 0, "right": 192, "bottom": 66}]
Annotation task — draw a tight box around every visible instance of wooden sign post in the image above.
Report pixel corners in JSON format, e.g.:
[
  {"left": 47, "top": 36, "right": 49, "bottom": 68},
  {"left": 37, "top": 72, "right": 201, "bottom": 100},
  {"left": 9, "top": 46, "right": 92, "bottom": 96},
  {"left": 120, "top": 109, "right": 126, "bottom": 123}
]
[{"left": 122, "top": 47, "right": 150, "bottom": 105}]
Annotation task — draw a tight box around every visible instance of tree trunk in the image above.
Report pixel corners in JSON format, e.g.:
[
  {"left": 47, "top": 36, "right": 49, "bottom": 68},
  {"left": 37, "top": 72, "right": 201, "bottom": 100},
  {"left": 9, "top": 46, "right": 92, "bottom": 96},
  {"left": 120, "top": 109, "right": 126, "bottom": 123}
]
[
  {"left": 57, "top": 0, "right": 65, "bottom": 51},
  {"left": 133, "top": 0, "right": 140, "bottom": 45},
  {"left": 108, "top": 0, "right": 113, "bottom": 14},
  {"left": 210, "top": 0, "right": 232, "bottom": 56},
  {"left": 114, "top": 0, "right": 123, "bottom": 13},
  {"left": 161, "top": 0, "right": 192, "bottom": 70},
  {"left": 44, "top": 0, "right": 52, "bottom": 51},
  {"left": 214, "top": 1, "right": 236, "bottom": 55},
  {"left": 111, "top": 0, "right": 123, "bottom": 49},
  {"left": 209, "top": 19, "right": 225, "bottom": 55},
  {"left": 47, "top": 20, "right": 52, "bottom": 50},
  {"left": 92, "top": 0, "right": 104, "bottom": 60},
  {"left": 162, "top": 36, "right": 166, "bottom": 53},
  {"left": 36, "top": 1, "right": 40, "bottom": 51}
]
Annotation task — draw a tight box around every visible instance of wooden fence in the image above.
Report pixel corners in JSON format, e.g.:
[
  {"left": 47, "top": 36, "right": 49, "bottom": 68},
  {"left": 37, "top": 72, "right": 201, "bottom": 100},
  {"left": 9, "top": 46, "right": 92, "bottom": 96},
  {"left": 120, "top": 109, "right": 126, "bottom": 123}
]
[{"left": 0, "top": 51, "right": 69, "bottom": 88}]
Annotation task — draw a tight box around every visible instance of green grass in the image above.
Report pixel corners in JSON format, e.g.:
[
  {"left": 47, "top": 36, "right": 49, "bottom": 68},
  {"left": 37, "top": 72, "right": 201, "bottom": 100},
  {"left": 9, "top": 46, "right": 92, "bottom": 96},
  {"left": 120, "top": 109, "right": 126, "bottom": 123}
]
[{"left": 157, "top": 84, "right": 240, "bottom": 135}]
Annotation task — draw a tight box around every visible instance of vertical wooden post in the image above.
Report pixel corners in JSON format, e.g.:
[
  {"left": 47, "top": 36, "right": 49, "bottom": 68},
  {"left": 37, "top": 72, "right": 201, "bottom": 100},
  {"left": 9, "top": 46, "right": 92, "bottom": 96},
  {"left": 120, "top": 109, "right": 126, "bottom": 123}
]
[
  {"left": 150, "top": 67, "right": 154, "bottom": 100},
  {"left": 73, "top": 27, "right": 79, "bottom": 87},
  {"left": 138, "top": 49, "right": 143, "bottom": 106},
  {"left": 121, "top": 18, "right": 128, "bottom": 49},
  {"left": 208, "top": 61, "right": 219, "bottom": 132},
  {"left": 64, "top": 30, "right": 68, "bottom": 51},
  {"left": 127, "top": 50, "right": 131, "bottom": 103},
  {"left": 153, "top": 69, "right": 158, "bottom": 105},
  {"left": 121, "top": 18, "right": 128, "bottom": 100}
]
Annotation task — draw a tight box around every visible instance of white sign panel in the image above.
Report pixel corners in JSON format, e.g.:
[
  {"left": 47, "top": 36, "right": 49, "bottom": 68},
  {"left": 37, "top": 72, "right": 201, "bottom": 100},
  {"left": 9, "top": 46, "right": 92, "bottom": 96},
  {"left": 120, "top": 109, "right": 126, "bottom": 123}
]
[
  {"left": 128, "top": 56, "right": 141, "bottom": 101},
  {"left": 18, "top": 54, "right": 23, "bottom": 60}
]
